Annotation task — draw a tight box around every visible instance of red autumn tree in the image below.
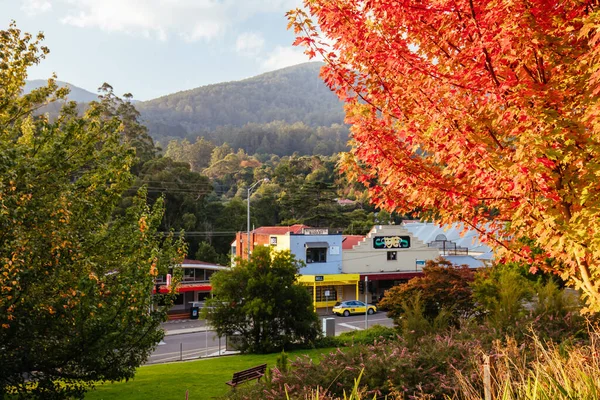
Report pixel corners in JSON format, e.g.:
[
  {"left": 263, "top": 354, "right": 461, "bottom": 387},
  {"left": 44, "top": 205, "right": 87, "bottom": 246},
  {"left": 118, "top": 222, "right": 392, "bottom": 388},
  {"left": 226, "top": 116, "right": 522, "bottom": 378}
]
[{"left": 288, "top": 1, "right": 600, "bottom": 312}]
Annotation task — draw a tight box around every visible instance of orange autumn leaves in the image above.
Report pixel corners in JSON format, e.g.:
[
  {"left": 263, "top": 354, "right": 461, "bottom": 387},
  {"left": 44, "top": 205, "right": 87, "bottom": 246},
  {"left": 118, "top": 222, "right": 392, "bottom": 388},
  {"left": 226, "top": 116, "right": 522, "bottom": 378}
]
[{"left": 290, "top": 1, "right": 600, "bottom": 312}]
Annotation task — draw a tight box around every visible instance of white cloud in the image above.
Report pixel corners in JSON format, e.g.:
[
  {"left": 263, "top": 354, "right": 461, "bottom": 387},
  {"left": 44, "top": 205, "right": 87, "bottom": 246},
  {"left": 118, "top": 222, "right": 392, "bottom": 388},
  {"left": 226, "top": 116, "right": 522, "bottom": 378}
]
[
  {"left": 235, "top": 32, "right": 265, "bottom": 56},
  {"left": 51, "top": 0, "right": 296, "bottom": 42},
  {"left": 21, "top": 0, "right": 52, "bottom": 16},
  {"left": 260, "top": 46, "right": 310, "bottom": 71}
]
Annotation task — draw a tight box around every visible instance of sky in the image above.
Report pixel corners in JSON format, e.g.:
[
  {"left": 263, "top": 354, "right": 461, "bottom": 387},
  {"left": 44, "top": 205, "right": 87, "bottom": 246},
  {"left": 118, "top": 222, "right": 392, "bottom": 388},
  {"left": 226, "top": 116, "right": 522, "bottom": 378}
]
[{"left": 1, "top": 0, "right": 313, "bottom": 101}]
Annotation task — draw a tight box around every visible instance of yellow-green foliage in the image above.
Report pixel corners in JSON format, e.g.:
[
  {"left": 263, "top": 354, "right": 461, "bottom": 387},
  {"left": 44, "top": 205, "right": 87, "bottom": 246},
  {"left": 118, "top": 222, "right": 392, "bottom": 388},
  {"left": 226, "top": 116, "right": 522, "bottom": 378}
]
[{"left": 456, "top": 332, "right": 600, "bottom": 399}]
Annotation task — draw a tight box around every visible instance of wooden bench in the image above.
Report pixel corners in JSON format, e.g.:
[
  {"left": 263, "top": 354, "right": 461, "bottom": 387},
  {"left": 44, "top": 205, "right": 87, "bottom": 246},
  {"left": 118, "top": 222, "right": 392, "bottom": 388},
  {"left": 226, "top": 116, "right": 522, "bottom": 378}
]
[{"left": 225, "top": 364, "right": 267, "bottom": 387}]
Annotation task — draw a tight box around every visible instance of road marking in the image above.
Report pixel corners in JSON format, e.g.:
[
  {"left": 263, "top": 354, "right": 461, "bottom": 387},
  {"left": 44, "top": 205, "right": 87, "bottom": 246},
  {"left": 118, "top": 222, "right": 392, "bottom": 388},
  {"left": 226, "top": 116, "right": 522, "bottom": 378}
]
[
  {"left": 339, "top": 323, "right": 362, "bottom": 331},
  {"left": 364, "top": 317, "right": 390, "bottom": 323}
]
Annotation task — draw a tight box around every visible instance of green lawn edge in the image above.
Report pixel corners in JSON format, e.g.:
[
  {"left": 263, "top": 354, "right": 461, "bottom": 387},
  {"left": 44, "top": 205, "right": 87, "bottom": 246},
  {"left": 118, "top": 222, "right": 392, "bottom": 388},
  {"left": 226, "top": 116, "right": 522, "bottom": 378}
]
[{"left": 85, "top": 348, "right": 335, "bottom": 400}]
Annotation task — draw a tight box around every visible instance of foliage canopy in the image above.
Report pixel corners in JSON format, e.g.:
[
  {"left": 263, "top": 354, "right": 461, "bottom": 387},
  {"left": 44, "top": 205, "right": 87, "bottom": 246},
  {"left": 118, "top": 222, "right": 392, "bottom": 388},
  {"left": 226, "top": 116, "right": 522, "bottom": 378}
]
[
  {"left": 289, "top": 0, "right": 600, "bottom": 312},
  {"left": 0, "top": 24, "right": 185, "bottom": 398},
  {"left": 204, "top": 246, "right": 320, "bottom": 353}
]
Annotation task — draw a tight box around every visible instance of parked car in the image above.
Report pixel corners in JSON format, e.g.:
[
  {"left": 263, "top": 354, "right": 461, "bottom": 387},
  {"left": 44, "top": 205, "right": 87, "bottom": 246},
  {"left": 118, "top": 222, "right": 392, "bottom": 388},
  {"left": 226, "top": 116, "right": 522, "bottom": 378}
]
[{"left": 332, "top": 300, "right": 377, "bottom": 317}]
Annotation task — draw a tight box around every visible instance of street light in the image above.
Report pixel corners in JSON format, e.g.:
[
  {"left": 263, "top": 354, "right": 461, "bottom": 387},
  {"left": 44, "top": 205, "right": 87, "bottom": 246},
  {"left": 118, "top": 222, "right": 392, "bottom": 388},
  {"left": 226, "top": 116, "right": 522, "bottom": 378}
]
[{"left": 247, "top": 178, "right": 269, "bottom": 258}]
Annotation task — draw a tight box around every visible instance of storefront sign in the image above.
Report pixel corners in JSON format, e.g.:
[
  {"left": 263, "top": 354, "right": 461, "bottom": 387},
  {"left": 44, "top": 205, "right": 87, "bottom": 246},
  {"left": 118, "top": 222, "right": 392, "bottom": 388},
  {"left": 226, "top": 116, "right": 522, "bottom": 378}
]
[
  {"left": 373, "top": 236, "right": 411, "bottom": 249},
  {"left": 315, "top": 275, "right": 324, "bottom": 282},
  {"left": 303, "top": 228, "right": 329, "bottom": 235}
]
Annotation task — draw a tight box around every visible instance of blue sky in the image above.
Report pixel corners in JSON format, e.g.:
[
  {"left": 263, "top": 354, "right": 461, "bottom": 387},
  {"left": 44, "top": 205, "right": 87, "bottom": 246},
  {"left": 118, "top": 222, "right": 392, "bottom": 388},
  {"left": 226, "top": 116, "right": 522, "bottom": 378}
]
[{"left": 1, "top": 0, "right": 313, "bottom": 100}]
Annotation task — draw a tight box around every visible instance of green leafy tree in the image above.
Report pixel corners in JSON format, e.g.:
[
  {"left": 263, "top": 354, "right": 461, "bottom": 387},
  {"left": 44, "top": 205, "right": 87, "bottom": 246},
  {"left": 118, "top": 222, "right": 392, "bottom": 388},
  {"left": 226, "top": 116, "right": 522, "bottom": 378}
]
[
  {"left": 0, "top": 24, "right": 185, "bottom": 399},
  {"left": 195, "top": 241, "right": 228, "bottom": 265},
  {"left": 204, "top": 246, "right": 320, "bottom": 353},
  {"left": 472, "top": 264, "right": 534, "bottom": 333},
  {"left": 97, "top": 83, "right": 156, "bottom": 165}
]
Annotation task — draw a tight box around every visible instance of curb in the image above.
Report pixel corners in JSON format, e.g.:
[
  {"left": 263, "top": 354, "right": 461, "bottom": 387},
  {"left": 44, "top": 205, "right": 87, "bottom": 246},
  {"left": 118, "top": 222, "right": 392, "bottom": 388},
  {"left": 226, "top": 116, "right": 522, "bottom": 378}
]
[{"left": 164, "top": 327, "right": 211, "bottom": 336}]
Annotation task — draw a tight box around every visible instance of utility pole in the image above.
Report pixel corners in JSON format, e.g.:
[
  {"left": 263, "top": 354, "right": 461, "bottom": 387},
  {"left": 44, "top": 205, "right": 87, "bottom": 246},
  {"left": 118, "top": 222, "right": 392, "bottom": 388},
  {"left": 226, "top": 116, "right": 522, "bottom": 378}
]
[
  {"left": 364, "top": 276, "right": 369, "bottom": 329},
  {"left": 246, "top": 178, "right": 269, "bottom": 258}
]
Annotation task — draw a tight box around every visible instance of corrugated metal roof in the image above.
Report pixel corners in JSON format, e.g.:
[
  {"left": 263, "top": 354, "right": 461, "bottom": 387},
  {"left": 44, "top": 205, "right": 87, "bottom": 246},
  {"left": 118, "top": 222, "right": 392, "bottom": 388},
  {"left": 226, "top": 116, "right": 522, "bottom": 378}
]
[
  {"left": 442, "top": 255, "right": 486, "bottom": 268},
  {"left": 403, "top": 222, "right": 493, "bottom": 255}
]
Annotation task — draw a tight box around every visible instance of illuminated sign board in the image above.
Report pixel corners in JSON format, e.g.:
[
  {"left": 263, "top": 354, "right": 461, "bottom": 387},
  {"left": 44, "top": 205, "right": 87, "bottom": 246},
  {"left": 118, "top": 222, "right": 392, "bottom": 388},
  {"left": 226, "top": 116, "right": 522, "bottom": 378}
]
[{"left": 373, "top": 236, "right": 411, "bottom": 249}]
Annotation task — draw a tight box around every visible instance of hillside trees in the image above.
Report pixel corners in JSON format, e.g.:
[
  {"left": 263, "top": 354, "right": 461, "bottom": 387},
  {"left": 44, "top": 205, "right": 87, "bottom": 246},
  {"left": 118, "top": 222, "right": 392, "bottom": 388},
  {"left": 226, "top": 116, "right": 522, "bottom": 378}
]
[
  {"left": 136, "top": 62, "right": 345, "bottom": 134},
  {"left": 290, "top": 0, "right": 600, "bottom": 311},
  {"left": 0, "top": 24, "right": 185, "bottom": 398}
]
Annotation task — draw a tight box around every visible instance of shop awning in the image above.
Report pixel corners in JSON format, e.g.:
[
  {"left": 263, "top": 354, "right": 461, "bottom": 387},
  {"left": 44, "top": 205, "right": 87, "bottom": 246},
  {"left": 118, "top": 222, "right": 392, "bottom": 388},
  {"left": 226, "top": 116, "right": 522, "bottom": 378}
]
[
  {"left": 153, "top": 283, "right": 212, "bottom": 294},
  {"left": 359, "top": 272, "right": 423, "bottom": 281},
  {"left": 305, "top": 242, "right": 329, "bottom": 248}
]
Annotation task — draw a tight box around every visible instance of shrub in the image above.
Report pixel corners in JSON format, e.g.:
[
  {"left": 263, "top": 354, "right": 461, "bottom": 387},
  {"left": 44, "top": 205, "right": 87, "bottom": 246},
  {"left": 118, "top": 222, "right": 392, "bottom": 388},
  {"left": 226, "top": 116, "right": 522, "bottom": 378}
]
[
  {"left": 528, "top": 281, "right": 588, "bottom": 342},
  {"left": 229, "top": 333, "right": 478, "bottom": 399},
  {"left": 472, "top": 264, "right": 534, "bottom": 334},
  {"left": 379, "top": 259, "right": 475, "bottom": 326},
  {"left": 312, "top": 325, "right": 398, "bottom": 349}
]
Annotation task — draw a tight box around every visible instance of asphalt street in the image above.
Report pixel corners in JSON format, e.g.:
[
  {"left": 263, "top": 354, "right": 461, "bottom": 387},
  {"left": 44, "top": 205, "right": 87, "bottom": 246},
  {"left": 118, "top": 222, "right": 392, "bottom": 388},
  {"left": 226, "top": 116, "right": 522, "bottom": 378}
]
[{"left": 149, "top": 312, "right": 394, "bottom": 364}]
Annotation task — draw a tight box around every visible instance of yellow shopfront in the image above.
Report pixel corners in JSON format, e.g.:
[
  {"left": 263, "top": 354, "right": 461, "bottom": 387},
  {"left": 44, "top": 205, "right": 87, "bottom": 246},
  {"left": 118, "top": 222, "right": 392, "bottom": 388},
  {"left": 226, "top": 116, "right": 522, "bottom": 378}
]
[{"left": 297, "top": 274, "right": 360, "bottom": 310}]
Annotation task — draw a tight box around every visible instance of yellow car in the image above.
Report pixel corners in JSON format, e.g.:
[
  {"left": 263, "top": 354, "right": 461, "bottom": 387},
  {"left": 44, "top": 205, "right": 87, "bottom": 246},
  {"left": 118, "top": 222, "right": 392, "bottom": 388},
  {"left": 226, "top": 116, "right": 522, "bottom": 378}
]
[{"left": 332, "top": 300, "right": 377, "bottom": 317}]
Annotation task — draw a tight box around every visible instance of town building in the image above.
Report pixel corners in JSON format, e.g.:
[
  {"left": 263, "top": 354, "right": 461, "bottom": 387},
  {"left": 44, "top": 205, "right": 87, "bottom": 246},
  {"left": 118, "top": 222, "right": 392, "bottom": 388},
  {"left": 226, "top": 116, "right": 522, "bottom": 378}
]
[
  {"left": 232, "top": 225, "right": 359, "bottom": 309},
  {"left": 342, "top": 224, "right": 441, "bottom": 303},
  {"left": 342, "top": 223, "right": 493, "bottom": 303},
  {"left": 154, "top": 259, "right": 228, "bottom": 314},
  {"left": 230, "top": 222, "right": 494, "bottom": 311}
]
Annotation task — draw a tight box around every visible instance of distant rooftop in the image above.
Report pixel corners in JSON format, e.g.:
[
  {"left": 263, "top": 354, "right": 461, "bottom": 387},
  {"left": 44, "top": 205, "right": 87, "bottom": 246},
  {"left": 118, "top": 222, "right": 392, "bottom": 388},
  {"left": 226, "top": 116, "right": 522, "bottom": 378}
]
[
  {"left": 403, "top": 221, "right": 493, "bottom": 255},
  {"left": 251, "top": 224, "right": 309, "bottom": 235},
  {"left": 441, "top": 255, "right": 486, "bottom": 269},
  {"left": 342, "top": 235, "right": 365, "bottom": 250}
]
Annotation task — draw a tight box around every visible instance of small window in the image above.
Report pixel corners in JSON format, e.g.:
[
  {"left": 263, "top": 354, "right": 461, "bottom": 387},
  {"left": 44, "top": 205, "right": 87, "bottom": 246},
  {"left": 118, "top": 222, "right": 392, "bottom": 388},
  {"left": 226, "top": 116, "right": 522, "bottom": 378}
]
[
  {"left": 387, "top": 251, "right": 397, "bottom": 261},
  {"left": 306, "top": 248, "right": 327, "bottom": 263},
  {"left": 183, "top": 268, "right": 195, "bottom": 281}
]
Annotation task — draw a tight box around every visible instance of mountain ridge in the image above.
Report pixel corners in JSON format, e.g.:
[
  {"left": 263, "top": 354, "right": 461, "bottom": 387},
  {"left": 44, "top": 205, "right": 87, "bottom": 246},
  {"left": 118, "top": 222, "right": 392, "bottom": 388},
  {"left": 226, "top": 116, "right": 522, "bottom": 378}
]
[
  {"left": 136, "top": 61, "right": 346, "bottom": 139},
  {"left": 24, "top": 79, "right": 99, "bottom": 103}
]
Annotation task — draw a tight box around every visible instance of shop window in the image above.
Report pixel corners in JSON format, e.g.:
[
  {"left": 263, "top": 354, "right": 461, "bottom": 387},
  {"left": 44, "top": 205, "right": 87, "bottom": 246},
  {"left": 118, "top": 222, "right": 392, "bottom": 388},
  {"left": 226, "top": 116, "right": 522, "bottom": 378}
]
[
  {"left": 174, "top": 294, "right": 184, "bottom": 305},
  {"left": 387, "top": 251, "right": 397, "bottom": 261},
  {"left": 316, "top": 286, "right": 337, "bottom": 302},
  {"left": 306, "top": 286, "right": 338, "bottom": 302},
  {"left": 306, "top": 248, "right": 327, "bottom": 263}
]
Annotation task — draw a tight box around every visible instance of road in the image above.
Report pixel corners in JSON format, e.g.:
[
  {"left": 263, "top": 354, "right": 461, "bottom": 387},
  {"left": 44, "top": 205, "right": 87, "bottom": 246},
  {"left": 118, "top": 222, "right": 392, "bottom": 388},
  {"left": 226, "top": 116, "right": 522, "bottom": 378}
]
[{"left": 149, "top": 312, "right": 393, "bottom": 364}]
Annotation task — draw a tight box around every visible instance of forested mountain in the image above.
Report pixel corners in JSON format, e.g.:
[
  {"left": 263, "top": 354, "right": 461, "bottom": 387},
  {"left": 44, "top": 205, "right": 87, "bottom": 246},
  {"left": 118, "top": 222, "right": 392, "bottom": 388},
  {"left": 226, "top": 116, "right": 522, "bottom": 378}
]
[
  {"left": 24, "top": 79, "right": 98, "bottom": 103},
  {"left": 26, "top": 63, "right": 350, "bottom": 157},
  {"left": 137, "top": 62, "right": 346, "bottom": 140}
]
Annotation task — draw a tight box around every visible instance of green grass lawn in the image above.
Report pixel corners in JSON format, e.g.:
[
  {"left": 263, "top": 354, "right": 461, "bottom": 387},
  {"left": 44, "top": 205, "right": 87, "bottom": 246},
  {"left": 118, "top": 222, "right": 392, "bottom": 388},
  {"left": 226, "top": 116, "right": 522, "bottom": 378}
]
[{"left": 85, "top": 348, "right": 335, "bottom": 400}]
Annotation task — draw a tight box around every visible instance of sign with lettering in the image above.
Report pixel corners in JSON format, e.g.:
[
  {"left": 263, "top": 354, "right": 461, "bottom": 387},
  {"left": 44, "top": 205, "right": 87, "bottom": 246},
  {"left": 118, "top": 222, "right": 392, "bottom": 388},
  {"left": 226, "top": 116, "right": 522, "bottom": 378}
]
[
  {"left": 315, "top": 275, "right": 324, "bottom": 282},
  {"left": 270, "top": 237, "right": 277, "bottom": 245},
  {"left": 373, "top": 236, "right": 411, "bottom": 249},
  {"left": 303, "top": 228, "right": 329, "bottom": 235}
]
